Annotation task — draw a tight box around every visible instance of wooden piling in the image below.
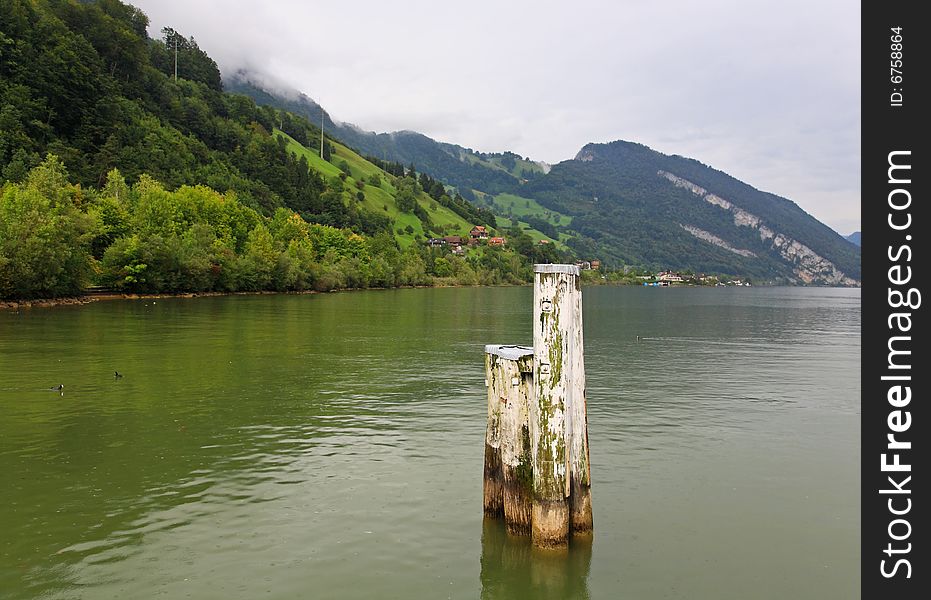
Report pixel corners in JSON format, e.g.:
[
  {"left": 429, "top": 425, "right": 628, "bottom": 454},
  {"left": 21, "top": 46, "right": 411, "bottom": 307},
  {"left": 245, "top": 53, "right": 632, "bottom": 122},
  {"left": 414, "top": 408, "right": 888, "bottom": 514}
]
[
  {"left": 483, "top": 350, "right": 504, "bottom": 517},
  {"left": 564, "top": 268, "right": 593, "bottom": 536},
  {"left": 484, "top": 345, "right": 535, "bottom": 534},
  {"left": 483, "top": 263, "right": 591, "bottom": 548},
  {"left": 529, "top": 265, "right": 568, "bottom": 548}
]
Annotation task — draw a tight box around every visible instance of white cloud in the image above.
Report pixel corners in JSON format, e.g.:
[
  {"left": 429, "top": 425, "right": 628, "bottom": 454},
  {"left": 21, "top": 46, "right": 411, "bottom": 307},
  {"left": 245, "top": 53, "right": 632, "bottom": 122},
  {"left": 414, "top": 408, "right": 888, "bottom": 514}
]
[{"left": 132, "top": 0, "right": 860, "bottom": 234}]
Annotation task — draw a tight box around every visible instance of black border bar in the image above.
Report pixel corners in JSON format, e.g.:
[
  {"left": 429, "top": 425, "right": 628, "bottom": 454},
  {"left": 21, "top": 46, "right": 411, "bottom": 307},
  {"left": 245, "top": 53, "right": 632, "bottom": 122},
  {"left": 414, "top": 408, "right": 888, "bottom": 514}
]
[{"left": 862, "top": 1, "right": 926, "bottom": 597}]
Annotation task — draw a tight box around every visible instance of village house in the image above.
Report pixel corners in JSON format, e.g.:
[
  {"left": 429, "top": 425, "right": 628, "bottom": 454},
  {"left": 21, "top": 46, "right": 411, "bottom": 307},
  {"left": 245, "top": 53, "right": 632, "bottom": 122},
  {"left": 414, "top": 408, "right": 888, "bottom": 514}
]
[
  {"left": 657, "top": 271, "right": 684, "bottom": 283},
  {"left": 488, "top": 237, "right": 506, "bottom": 247},
  {"left": 427, "top": 238, "right": 446, "bottom": 248},
  {"left": 470, "top": 225, "right": 489, "bottom": 240},
  {"left": 590, "top": 259, "right": 601, "bottom": 270},
  {"left": 443, "top": 235, "right": 465, "bottom": 246}
]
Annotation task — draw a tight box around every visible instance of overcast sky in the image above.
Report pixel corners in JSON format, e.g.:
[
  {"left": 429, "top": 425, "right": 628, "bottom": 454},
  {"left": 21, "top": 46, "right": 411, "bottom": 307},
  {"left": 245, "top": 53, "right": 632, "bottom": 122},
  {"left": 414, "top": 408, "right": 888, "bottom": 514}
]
[{"left": 132, "top": 0, "right": 860, "bottom": 235}]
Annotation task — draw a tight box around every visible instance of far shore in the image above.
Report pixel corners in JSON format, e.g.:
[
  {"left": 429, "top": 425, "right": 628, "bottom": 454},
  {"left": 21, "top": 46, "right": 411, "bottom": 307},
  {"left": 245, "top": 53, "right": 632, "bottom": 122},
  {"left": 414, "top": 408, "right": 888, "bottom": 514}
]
[{"left": 1, "top": 280, "right": 860, "bottom": 312}]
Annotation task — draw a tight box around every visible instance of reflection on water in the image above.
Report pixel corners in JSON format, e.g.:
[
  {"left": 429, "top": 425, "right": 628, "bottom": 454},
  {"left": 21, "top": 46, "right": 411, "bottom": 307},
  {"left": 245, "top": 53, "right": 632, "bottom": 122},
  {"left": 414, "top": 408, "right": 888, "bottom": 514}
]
[
  {"left": 480, "top": 519, "right": 591, "bottom": 600},
  {"left": 0, "top": 287, "right": 860, "bottom": 599}
]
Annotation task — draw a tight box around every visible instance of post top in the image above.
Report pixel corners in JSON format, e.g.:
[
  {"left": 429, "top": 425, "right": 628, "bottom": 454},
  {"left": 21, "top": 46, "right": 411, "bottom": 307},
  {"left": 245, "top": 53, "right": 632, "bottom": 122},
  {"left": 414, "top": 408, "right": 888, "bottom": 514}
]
[
  {"left": 533, "top": 264, "right": 580, "bottom": 276},
  {"left": 484, "top": 344, "right": 534, "bottom": 360}
]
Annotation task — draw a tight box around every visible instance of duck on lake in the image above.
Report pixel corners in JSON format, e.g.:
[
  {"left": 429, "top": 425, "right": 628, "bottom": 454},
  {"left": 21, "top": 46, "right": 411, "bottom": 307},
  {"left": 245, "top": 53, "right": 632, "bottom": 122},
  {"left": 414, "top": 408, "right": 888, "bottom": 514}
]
[
  {"left": 114, "top": 371, "right": 123, "bottom": 379},
  {"left": 50, "top": 384, "right": 63, "bottom": 391}
]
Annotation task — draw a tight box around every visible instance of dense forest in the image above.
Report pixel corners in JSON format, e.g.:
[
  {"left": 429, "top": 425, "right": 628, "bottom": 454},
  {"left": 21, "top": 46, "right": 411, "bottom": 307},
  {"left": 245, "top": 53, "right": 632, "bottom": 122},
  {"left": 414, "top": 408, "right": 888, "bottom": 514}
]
[
  {"left": 1, "top": 156, "right": 557, "bottom": 299},
  {"left": 0, "top": 0, "right": 562, "bottom": 301}
]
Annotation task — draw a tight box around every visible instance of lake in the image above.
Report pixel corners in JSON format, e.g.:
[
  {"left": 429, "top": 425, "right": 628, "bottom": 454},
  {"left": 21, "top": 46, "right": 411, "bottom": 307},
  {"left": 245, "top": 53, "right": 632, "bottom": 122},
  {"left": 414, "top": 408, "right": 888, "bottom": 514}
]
[{"left": 0, "top": 286, "right": 860, "bottom": 599}]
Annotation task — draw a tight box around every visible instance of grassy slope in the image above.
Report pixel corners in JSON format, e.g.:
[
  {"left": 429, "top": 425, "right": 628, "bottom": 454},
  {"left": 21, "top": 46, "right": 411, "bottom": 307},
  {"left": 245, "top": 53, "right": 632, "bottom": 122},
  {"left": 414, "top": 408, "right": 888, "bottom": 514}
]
[
  {"left": 494, "top": 216, "right": 570, "bottom": 249},
  {"left": 275, "top": 130, "right": 473, "bottom": 247},
  {"left": 469, "top": 190, "right": 568, "bottom": 249},
  {"left": 488, "top": 156, "right": 546, "bottom": 178},
  {"left": 457, "top": 151, "right": 511, "bottom": 176},
  {"left": 276, "top": 129, "right": 342, "bottom": 178},
  {"left": 490, "top": 193, "right": 572, "bottom": 226},
  {"left": 456, "top": 150, "right": 545, "bottom": 180}
]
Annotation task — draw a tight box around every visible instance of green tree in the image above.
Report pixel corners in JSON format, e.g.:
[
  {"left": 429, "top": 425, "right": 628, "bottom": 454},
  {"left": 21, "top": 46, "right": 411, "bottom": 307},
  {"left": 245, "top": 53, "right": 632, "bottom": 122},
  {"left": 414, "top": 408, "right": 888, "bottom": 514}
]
[
  {"left": 395, "top": 178, "right": 418, "bottom": 213},
  {"left": 240, "top": 224, "right": 277, "bottom": 290},
  {"left": 0, "top": 156, "right": 97, "bottom": 298}
]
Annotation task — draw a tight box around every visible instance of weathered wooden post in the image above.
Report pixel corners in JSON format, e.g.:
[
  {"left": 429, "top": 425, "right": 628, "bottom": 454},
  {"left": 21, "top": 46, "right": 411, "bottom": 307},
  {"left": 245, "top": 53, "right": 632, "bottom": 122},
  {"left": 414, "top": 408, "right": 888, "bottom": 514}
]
[
  {"left": 482, "top": 264, "right": 591, "bottom": 549},
  {"left": 483, "top": 350, "right": 505, "bottom": 517},
  {"left": 562, "top": 269, "right": 593, "bottom": 537},
  {"left": 484, "top": 345, "right": 535, "bottom": 534},
  {"left": 531, "top": 264, "right": 592, "bottom": 547}
]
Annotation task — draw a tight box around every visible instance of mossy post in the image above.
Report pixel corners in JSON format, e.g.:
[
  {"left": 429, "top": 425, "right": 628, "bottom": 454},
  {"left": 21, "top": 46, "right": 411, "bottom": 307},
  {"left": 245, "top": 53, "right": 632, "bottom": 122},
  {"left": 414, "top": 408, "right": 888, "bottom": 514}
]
[
  {"left": 482, "top": 264, "right": 591, "bottom": 548},
  {"left": 563, "top": 268, "right": 593, "bottom": 536},
  {"left": 531, "top": 264, "right": 591, "bottom": 548},
  {"left": 483, "top": 350, "right": 504, "bottom": 517},
  {"left": 484, "top": 345, "right": 535, "bottom": 534}
]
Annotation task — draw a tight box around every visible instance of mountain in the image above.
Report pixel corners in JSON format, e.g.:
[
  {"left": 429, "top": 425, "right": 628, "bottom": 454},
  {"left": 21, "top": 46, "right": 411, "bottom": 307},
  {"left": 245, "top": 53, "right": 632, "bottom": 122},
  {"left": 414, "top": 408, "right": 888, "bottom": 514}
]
[
  {"left": 225, "top": 72, "right": 549, "bottom": 197},
  {"left": 519, "top": 141, "right": 860, "bottom": 285},
  {"left": 846, "top": 231, "right": 861, "bottom": 246},
  {"left": 224, "top": 76, "right": 860, "bottom": 285}
]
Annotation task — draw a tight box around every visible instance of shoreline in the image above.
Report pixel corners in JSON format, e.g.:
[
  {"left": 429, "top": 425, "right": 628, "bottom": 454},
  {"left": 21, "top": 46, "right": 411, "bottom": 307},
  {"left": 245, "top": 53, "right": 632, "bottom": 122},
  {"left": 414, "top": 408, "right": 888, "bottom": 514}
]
[
  {"left": 0, "top": 283, "right": 518, "bottom": 311},
  {"left": 0, "top": 289, "right": 316, "bottom": 311},
  {"left": 0, "top": 280, "right": 858, "bottom": 312}
]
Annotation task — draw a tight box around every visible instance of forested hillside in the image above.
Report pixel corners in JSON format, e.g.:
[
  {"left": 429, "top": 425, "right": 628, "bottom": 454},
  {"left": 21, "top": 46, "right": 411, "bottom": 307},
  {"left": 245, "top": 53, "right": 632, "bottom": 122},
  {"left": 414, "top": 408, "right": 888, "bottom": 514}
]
[
  {"left": 0, "top": 0, "right": 562, "bottom": 300},
  {"left": 3, "top": 0, "right": 357, "bottom": 227}
]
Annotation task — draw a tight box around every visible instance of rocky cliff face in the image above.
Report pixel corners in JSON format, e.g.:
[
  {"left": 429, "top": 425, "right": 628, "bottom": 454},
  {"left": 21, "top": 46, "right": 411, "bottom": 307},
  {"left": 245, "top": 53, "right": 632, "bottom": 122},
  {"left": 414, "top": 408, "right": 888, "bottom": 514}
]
[
  {"left": 659, "top": 171, "right": 860, "bottom": 286},
  {"left": 575, "top": 147, "right": 596, "bottom": 162},
  {"left": 679, "top": 225, "right": 757, "bottom": 257}
]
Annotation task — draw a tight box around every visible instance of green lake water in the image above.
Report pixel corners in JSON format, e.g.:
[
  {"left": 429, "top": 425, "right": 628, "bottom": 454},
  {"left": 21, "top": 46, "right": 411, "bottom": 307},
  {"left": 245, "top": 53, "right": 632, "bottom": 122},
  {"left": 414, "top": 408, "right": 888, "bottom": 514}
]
[{"left": 0, "top": 286, "right": 860, "bottom": 599}]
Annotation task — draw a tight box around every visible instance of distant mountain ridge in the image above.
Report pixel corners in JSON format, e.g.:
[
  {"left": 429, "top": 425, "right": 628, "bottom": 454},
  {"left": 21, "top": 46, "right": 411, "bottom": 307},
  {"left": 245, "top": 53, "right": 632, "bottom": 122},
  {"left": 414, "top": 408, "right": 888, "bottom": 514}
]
[
  {"left": 525, "top": 141, "right": 860, "bottom": 284},
  {"left": 846, "top": 231, "right": 861, "bottom": 246},
  {"left": 225, "top": 71, "right": 546, "bottom": 196}
]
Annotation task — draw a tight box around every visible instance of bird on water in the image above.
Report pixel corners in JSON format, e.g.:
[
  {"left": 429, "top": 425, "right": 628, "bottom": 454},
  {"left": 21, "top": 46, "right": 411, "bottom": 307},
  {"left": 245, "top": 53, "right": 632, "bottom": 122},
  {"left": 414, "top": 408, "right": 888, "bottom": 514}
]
[
  {"left": 50, "top": 384, "right": 63, "bottom": 391},
  {"left": 114, "top": 371, "right": 123, "bottom": 379}
]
